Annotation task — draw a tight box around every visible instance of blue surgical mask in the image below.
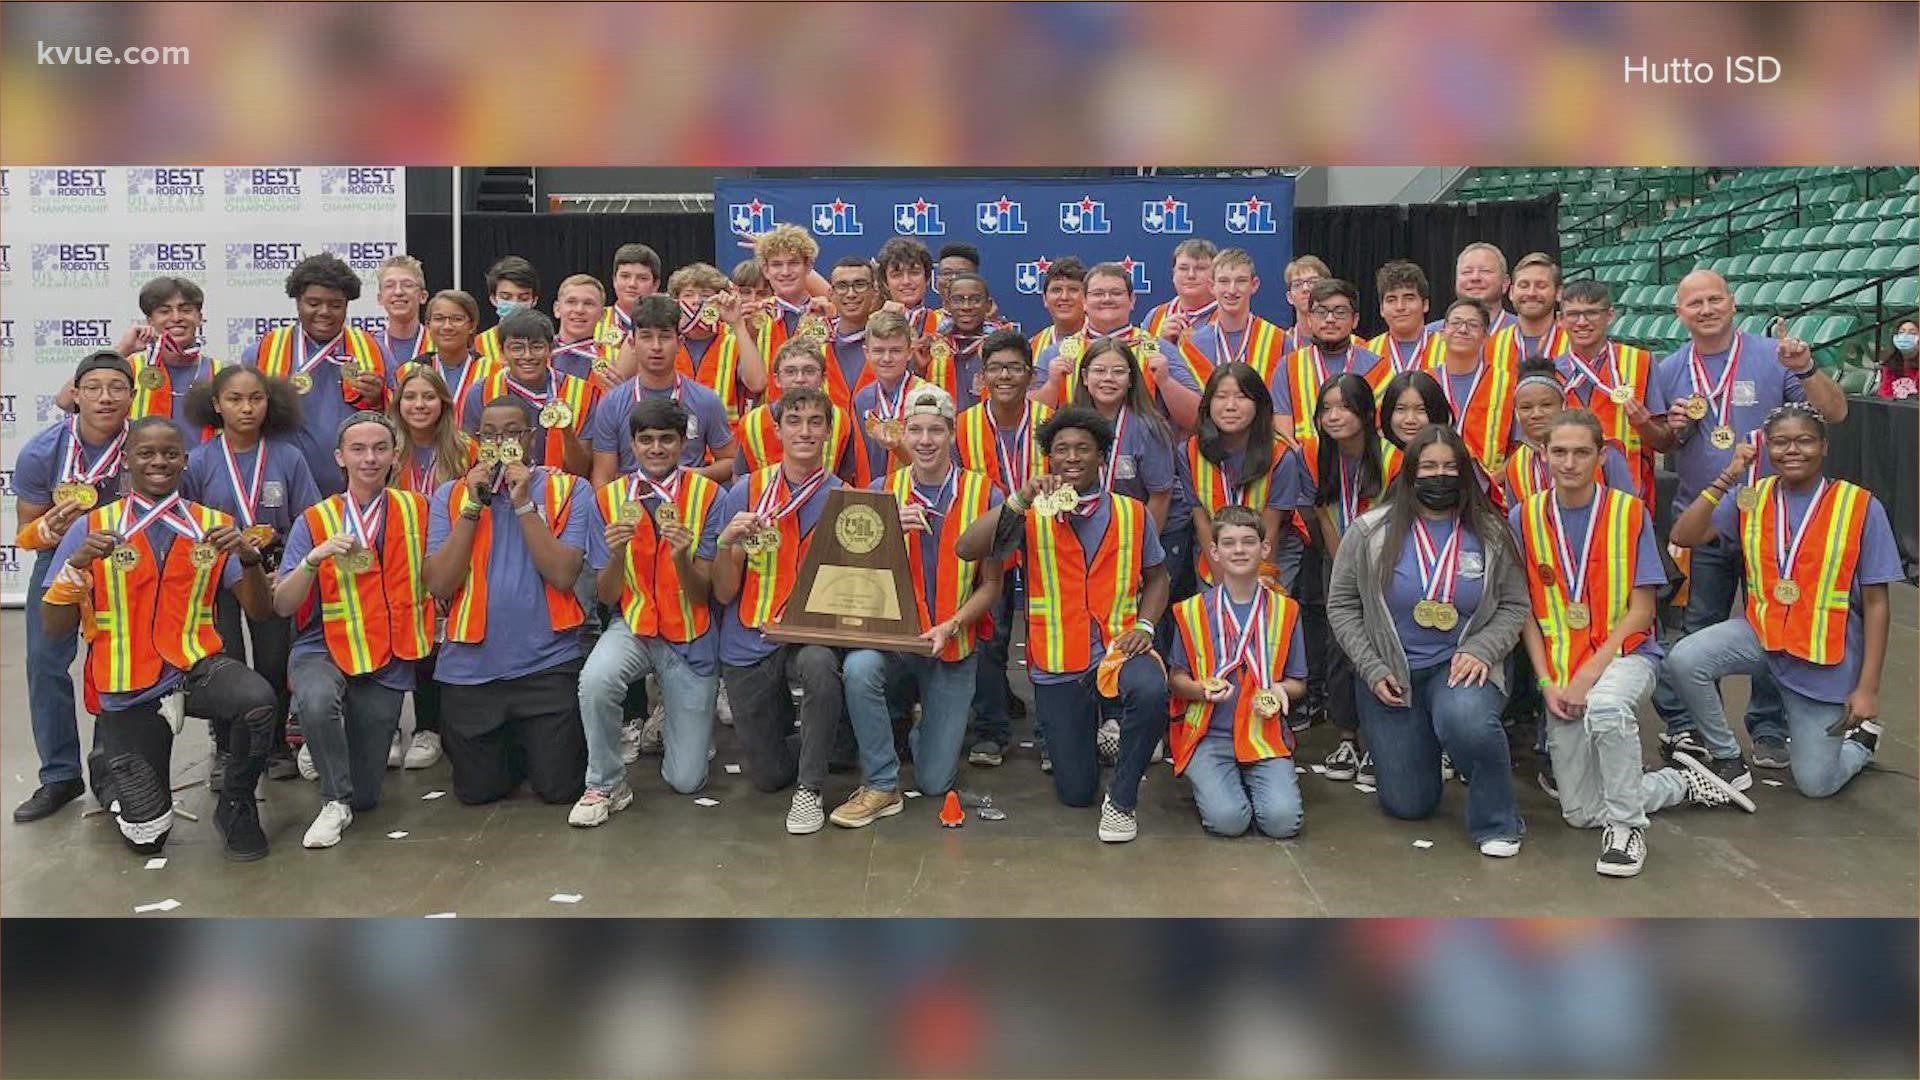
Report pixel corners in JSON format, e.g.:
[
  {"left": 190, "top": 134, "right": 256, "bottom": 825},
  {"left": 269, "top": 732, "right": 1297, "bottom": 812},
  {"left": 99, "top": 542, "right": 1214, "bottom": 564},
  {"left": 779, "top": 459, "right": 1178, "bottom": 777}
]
[
  {"left": 1895, "top": 332, "right": 1917, "bottom": 356},
  {"left": 494, "top": 299, "right": 530, "bottom": 320}
]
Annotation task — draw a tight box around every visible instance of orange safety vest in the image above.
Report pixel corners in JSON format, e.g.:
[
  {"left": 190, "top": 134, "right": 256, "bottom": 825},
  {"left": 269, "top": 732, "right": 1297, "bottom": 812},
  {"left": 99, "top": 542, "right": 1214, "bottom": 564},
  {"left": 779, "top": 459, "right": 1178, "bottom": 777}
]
[
  {"left": 1430, "top": 358, "right": 1516, "bottom": 477},
  {"left": 476, "top": 368, "right": 598, "bottom": 474},
  {"left": 955, "top": 400, "right": 1052, "bottom": 494},
  {"left": 1175, "top": 317, "right": 1286, "bottom": 392},
  {"left": 733, "top": 466, "right": 831, "bottom": 630},
  {"left": 1024, "top": 492, "right": 1148, "bottom": 675},
  {"left": 736, "top": 401, "right": 854, "bottom": 476},
  {"left": 1516, "top": 487, "right": 1653, "bottom": 684},
  {"left": 1561, "top": 341, "right": 1656, "bottom": 502},
  {"left": 1279, "top": 344, "right": 1386, "bottom": 443},
  {"left": 1737, "top": 477, "right": 1872, "bottom": 665},
  {"left": 596, "top": 470, "right": 722, "bottom": 642},
  {"left": 885, "top": 467, "right": 997, "bottom": 661},
  {"left": 443, "top": 470, "right": 586, "bottom": 642},
  {"left": 474, "top": 325, "right": 504, "bottom": 364},
  {"left": 678, "top": 328, "right": 751, "bottom": 424},
  {"left": 1185, "top": 434, "right": 1289, "bottom": 584},
  {"left": 253, "top": 326, "right": 387, "bottom": 408},
  {"left": 127, "top": 349, "right": 223, "bottom": 421},
  {"left": 593, "top": 304, "right": 632, "bottom": 346},
  {"left": 1381, "top": 438, "right": 1406, "bottom": 486},
  {"left": 1488, "top": 323, "right": 1571, "bottom": 370},
  {"left": 1166, "top": 584, "right": 1301, "bottom": 774},
  {"left": 1142, "top": 299, "right": 1220, "bottom": 340},
  {"left": 1364, "top": 331, "right": 1446, "bottom": 396},
  {"left": 1501, "top": 442, "right": 1617, "bottom": 508},
  {"left": 84, "top": 500, "right": 231, "bottom": 694},
  {"left": 300, "top": 490, "right": 434, "bottom": 675}
]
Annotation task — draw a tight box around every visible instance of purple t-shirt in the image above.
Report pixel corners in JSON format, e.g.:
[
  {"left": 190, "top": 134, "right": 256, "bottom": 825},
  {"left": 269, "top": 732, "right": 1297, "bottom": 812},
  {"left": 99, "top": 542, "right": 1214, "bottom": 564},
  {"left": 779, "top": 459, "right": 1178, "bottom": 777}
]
[
  {"left": 1647, "top": 332, "right": 1805, "bottom": 515},
  {"left": 1098, "top": 409, "right": 1177, "bottom": 520},
  {"left": 426, "top": 469, "right": 597, "bottom": 685},
  {"left": 1713, "top": 486, "right": 1903, "bottom": 704},
  {"left": 1168, "top": 585, "right": 1310, "bottom": 735},
  {"left": 1501, "top": 444, "right": 1640, "bottom": 506},
  {"left": 584, "top": 471, "right": 727, "bottom": 677},
  {"left": 1170, "top": 441, "right": 1304, "bottom": 551},
  {"left": 866, "top": 470, "right": 1006, "bottom": 618},
  {"left": 278, "top": 495, "right": 416, "bottom": 692},
  {"left": 849, "top": 375, "right": 922, "bottom": 481},
  {"left": 714, "top": 471, "right": 844, "bottom": 668},
  {"left": 12, "top": 419, "right": 125, "bottom": 510},
  {"left": 243, "top": 335, "right": 394, "bottom": 499},
  {"left": 48, "top": 516, "right": 244, "bottom": 709},
  {"left": 1385, "top": 514, "right": 1488, "bottom": 671},
  {"left": 586, "top": 375, "right": 735, "bottom": 473},
  {"left": 1507, "top": 493, "right": 1668, "bottom": 663},
  {"left": 179, "top": 437, "right": 321, "bottom": 539},
  {"left": 548, "top": 338, "right": 604, "bottom": 384},
  {"left": 1270, "top": 345, "right": 1383, "bottom": 422},
  {"left": 830, "top": 334, "right": 868, "bottom": 398},
  {"left": 134, "top": 352, "right": 219, "bottom": 448},
  {"left": 1015, "top": 494, "right": 1167, "bottom": 686}
]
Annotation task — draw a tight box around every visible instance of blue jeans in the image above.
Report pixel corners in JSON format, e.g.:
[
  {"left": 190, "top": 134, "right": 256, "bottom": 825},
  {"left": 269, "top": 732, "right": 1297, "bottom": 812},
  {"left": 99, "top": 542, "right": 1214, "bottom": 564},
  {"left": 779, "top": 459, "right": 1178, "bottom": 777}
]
[
  {"left": 578, "top": 619, "right": 718, "bottom": 794},
  {"left": 289, "top": 653, "right": 401, "bottom": 811},
  {"left": 969, "top": 566, "right": 1022, "bottom": 747},
  {"left": 1356, "top": 664, "right": 1523, "bottom": 844},
  {"left": 1653, "top": 537, "right": 1786, "bottom": 744},
  {"left": 845, "top": 650, "right": 976, "bottom": 794},
  {"left": 24, "top": 548, "right": 83, "bottom": 785},
  {"left": 1030, "top": 653, "right": 1167, "bottom": 810},
  {"left": 1183, "top": 732, "right": 1304, "bottom": 838},
  {"left": 1662, "top": 619, "right": 1870, "bottom": 798}
]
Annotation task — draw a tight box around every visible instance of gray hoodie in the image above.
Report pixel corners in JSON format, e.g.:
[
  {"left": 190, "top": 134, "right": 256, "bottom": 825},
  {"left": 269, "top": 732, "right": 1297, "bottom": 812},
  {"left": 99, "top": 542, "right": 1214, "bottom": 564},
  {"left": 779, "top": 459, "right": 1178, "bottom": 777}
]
[{"left": 1325, "top": 504, "right": 1530, "bottom": 694}]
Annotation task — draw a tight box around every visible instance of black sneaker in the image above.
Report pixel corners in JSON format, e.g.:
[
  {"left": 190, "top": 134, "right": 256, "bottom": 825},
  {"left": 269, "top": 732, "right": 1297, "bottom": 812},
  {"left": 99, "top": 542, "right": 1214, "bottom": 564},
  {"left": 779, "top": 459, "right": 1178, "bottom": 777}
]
[
  {"left": 1537, "top": 757, "right": 1559, "bottom": 801},
  {"left": 1750, "top": 736, "right": 1791, "bottom": 770},
  {"left": 265, "top": 749, "right": 299, "bottom": 782},
  {"left": 1659, "top": 729, "right": 1710, "bottom": 766},
  {"left": 208, "top": 751, "right": 230, "bottom": 792},
  {"left": 11, "top": 779, "right": 85, "bottom": 823},
  {"left": 1673, "top": 750, "right": 1758, "bottom": 812},
  {"left": 1596, "top": 823, "right": 1647, "bottom": 878},
  {"left": 218, "top": 792, "right": 269, "bottom": 861},
  {"left": 1705, "top": 753, "right": 1753, "bottom": 792},
  {"left": 1846, "top": 719, "right": 1882, "bottom": 756}
]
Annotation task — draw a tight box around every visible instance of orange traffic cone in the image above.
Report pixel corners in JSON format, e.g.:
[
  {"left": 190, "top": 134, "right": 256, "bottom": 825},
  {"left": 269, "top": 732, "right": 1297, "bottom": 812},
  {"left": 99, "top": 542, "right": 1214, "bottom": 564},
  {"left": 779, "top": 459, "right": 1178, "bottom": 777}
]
[{"left": 938, "top": 789, "right": 965, "bottom": 828}]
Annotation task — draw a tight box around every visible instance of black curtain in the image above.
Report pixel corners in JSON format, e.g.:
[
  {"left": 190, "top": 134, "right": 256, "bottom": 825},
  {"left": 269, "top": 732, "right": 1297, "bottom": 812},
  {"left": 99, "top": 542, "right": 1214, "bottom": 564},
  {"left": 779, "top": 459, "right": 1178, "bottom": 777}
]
[
  {"left": 1292, "top": 193, "right": 1561, "bottom": 337},
  {"left": 404, "top": 212, "right": 714, "bottom": 322}
]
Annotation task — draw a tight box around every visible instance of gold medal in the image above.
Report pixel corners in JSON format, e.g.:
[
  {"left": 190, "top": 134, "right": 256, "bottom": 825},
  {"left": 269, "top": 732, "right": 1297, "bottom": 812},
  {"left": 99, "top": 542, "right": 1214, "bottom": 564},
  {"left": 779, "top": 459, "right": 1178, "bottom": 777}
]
[
  {"left": 1564, "top": 602, "right": 1592, "bottom": 630},
  {"left": 1683, "top": 396, "right": 1710, "bottom": 421},
  {"left": 592, "top": 359, "right": 616, "bottom": 383},
  {"left": 863, "top": 414, "right": 884, "bottom": 442},
  {"left": 881, "top": 419, "right": 905, "bottom": 445},
  {"left": 698, "top": 301, "right": 721, "bottom": 328},
  {"left": 242, "top": 524, "right": 275, "bottom": 549},
  {"left": 339, "top": 546, "right": 375, "bottom": 575},
  {"left": 340, "top": 362, "right": 363, "bottom": 383},
  {"left": 1058, "top": 338, "right": 1083, "bottom": 363},
  {"left": 110, "top": 544, "right": 140, "bottom": 570},
  {"left": 654, "top": 503, "right": 682, "bottom": 530},
  {"left": 1735, "top": 487, "right": 1759, "bottom": 512},
  {"left": 616, "top": 501, "right": 644, "bottom": 525},
  {"left": 53, "top": 482, "right": 98, "bottom": 509},
  {"left": 1251, "top": 688, "right": 1284, "bottom": 719},
  {"left": 477, "top": 440, "right": 500, "bottom": 466},
  {"left": 1136, "top": 337, "right": 1161, "bottom": 357},
  {"left": 1429, "top": 601, "right": 1460, "bottom": 632},
  {"left": 1772, "top": 579, "right": 1801, "bottom": 605},
  {"left": 495, "top": 439, "right": 525, "bottom": 464},
  {"left": 539, "top": 401, "right": 573, "bottom": 430},
  {"left": 291, "top": 372, "right": 314, "bottom": 395},
  {"left": 1039, "top": 486, "right": 1078, "bottom": 516},
  {"left": 1413, "top": 599, "right": 1437, "bottom": 628},
  {"left": 1609, "top": 384, "right": 1633, "bottom": 405},
  {"left": 746, "top": 526, "right": 781, "bottom": 556},
  {"left": 930, "top": 339, "right": 953, "bottom": 365},
  {"left": 1202, "top": 676, "right": 1230, "bottom": 697},
  {"left": 797, "top": 313, "right": 829, "bottom": 342},
  {"left": 1709, "top": 425, "right": 1736, "bottom": 450},
  {"left": 189, "top": 541, "right": 218, "bottom": 568},
  {"left": 136, "top": 364, "right": 166, "bottom": 390}
]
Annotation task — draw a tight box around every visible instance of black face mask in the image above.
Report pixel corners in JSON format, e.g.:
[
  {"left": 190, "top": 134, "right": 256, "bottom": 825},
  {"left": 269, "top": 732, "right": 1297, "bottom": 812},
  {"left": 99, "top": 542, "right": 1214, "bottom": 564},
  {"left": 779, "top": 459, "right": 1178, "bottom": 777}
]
[{"left": 1414, "top": 474, "right": 1462, "bottom": 511}]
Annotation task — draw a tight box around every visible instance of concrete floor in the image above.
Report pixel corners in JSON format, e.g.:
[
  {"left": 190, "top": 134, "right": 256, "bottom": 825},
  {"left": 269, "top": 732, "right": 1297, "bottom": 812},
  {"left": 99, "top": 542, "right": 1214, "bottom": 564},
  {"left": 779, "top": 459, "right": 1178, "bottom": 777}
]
[{"left": 3, "top": 592, "right": 1916, "bottom": 917}]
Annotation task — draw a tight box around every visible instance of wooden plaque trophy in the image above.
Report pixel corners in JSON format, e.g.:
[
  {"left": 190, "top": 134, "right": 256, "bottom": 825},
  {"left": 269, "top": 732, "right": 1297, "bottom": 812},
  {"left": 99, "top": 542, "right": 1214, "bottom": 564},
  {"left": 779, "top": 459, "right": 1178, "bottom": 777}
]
[{"left": 764, "top": 488, "right": 935, "bottom": 656}]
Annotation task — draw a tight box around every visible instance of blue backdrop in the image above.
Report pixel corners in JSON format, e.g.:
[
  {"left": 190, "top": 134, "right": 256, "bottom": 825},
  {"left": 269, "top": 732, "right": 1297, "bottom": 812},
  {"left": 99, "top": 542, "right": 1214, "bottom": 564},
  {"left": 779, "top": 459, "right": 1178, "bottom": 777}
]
[{"left": 713, "top": 175, "right": 1294, "bottom": 334}]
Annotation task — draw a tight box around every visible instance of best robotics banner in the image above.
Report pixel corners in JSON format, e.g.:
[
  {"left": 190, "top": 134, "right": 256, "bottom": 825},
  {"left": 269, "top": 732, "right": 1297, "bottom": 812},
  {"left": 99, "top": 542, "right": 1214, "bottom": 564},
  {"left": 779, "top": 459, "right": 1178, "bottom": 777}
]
[
  {"left": 0, "top": 165, "right": 406, "bottom": 604},
  {"left": 714, "top": 175, "right": 1295, "bottom": 335}
]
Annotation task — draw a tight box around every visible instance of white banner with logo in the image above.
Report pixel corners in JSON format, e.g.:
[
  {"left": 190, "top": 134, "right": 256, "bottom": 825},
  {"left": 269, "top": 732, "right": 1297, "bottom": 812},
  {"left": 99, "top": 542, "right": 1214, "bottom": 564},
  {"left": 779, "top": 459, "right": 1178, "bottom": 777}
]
[{"left": 0, "top": 165, "right": 406, "bottom": 604}]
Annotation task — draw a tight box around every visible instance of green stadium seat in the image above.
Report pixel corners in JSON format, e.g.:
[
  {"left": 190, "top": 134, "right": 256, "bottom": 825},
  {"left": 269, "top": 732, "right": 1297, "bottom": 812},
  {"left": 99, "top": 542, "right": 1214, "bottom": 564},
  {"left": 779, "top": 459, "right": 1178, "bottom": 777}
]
[
  {"left": 1832, "top": 203, "right": 1864, "bottom": 223},
  {"left": 1848, "top": 221, "right": 1882, "bottom": 245},
  {"left": 1871, "top": 220, "right": 1902, "bottom": 243},
  {"left": 1893, "top": 244, "right": 1919, "bottom": 270},
  {"left": 1787, "top": 314, "right": 1823, "bottom": 340},
  {"left": 1900, "top": 219, "right": 1919, "bottom": 242},
  {"left": 1655, "top": 284, "right": 1678, "bottom": 308},
  {"left": 1887, "top": 277, "right": 1918, "bottom": 310},
  {"left": 1816, "top": 315, "right": 1859, "bottom": 344},
  {"left": 1830, "top": 278, "right": 1871, "bottom": 313},
  {"left": 1754, "top": 281, "right": 1785, "bottom": 308},
  {"left": 1761, "top": 230, "right": 1792, "bottom": 251},
  {"left": 1864, "top": 247, "right": 1898, "bottom": 273},
  {"left": 1774, "top": 281, "right": 1809, "bottom": 308},
  {"left": 1737, "top": 314, "right": 1770, "bottom": 334},
  {"left": 1799, "top": 280, "right": 1836, "bottom": 306},
  {"left": 1789, "top": 251, "right": 1823, "bottom": 276},
  {"left": 1733, "top": 281, "right": 1762, "bottom": 306},
  {"left": 1839, "top": 368, "right": 1874, "bottom": 394},
  {"left": 1814, "top": 249, "right": 1849, "bottom": 275},
  {"left": 1836, "top": 248, "right": 1872, "bottom": 274}
]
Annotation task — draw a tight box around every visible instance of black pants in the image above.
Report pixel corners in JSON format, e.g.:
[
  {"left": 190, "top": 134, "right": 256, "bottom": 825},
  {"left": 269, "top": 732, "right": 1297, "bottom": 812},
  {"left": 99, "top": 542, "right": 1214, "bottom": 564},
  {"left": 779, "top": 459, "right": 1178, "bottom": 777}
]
[
  {"left": 93, "top": 654, "right": 275, "bottom": 852},
  {"left": 214, "top": 591, "right": 293, "bottom": 753},
  {"left": 1295, "top": 544, "right": 1335, "bottom": 721},
  {"left": 412, "top": 654, "right": 442, "bottom": 735},
  {"left": 721, "top": 645, "right": 843, "bottom": 793},
  {"left": 439, "top": 661, "right": 586, "bottom": 805}
]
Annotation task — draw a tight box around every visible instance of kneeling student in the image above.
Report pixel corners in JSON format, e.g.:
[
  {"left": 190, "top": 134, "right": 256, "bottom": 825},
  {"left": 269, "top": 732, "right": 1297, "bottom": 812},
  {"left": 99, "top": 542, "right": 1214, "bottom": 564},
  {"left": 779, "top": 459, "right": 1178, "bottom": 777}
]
[
  {"left": 833, "top": 387, "right": 1003, "bottom": 827},
  {"left": 1166, "top": 506, "right": 1310, "bottom": 839},
  {"left": 1512, "top": 410, "right": 1754, "bottom": 880}
]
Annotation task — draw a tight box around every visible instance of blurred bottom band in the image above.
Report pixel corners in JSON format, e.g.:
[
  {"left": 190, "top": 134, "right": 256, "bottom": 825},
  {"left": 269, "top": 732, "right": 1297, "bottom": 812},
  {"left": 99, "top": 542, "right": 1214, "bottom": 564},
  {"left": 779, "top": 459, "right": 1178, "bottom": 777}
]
[{"left": 2, "top": 918, "right": 1914, "bottom": 1079}]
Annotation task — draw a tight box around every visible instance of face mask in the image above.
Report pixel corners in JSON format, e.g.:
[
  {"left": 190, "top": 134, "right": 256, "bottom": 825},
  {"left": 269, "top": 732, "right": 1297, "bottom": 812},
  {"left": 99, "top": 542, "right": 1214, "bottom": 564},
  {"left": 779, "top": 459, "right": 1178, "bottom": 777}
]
[
  {"left": 1895, "top": 333, "right": 1917, "bottom": 356},
  {"left": 1413, "top": 474, "right": 1462, "bottom": 512},
  {"left": 494, "top": 299, "right": 529, "bottom": 320}
]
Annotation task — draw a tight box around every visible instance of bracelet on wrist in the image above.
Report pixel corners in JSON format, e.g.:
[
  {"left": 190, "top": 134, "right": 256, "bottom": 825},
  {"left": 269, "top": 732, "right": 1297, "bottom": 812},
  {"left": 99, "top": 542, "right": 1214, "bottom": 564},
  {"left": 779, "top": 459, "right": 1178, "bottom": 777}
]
[
  {"left": 1537, "top": 676, "right": 1553, "bottom": 689},
  {"left": 515, "top": 501, "right": 538, "bottom": 516},
  {"left": 1700, "top": 488, "right": 1724, "bottom": 508},
  {"left": 1006, "top": 494, "right": 1029, "bottom": 514}
]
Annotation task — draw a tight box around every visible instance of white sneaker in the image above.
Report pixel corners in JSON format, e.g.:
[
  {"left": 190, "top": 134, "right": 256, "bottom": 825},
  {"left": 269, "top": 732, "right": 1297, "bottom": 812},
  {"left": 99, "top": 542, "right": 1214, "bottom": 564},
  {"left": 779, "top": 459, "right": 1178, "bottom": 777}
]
[
  {"left": 160, "top": 692, "right": 186, "bottom": 735},
  {"left": 715, "top": 687, "right": 734, "bottom": 727},
  {"left": 1479, "top": 837, "right": 1522, "bottom": 858},
  {"left": 1095, "top": 718, "right": 1121, "bottom": 765},
  {"left": 638, "top": 705, "right": 666, "bottom": 756},
  {"left": 387, "top": 729, "right": 405, "bottom": 769},
  {"left": 403, "top": 731, "right": 442, "bottom": 770},
  {"left": 1323, "top": 740, "right": 1360, "bottom": 782},
  {"left": 618, "top": 719, "right": 642, "bottom": 765},
  {"left": 567, "top": 782, "right": 634, "bottom": 827},
  {"left": 296, "top": 743, "right": 319, "bottom": 781},
  {"left": 302, "top": 800, "right": 353, "bottom": 849},
  {"left": 1097, "top": 795, "right": 1138, "bottom": 843},
  {"left": 786, "top": 787, "right": 825, "bottom": 834},
  {"left": 1595, "top": 823, "right": 1648, "bottom": 878}
]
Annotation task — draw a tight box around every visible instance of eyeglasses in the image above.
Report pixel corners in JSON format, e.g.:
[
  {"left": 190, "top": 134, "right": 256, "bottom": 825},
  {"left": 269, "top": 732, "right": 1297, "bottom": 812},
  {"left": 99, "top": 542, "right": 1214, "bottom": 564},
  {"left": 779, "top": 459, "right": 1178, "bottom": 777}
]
[
  {"left": 479, "top": 429, "right": 531, "bottom": 441},
  {"left": 427, "top": 313, "right": 472, "bottom": 326},
  {"left": 829, "top": 280, "right": 874, "bottom": 295},
  {"left": 983, "top": 362, "right": 1029, "bottom": 376},
  {"left": 1085, "top": 289, "right": 1128, "bottom": 302},
  {"left": 1444, "top": 318, "right": 1487, "bottom": 332},
  {"left": 76, "top": 382, "right": 131, "bottom": 399},
  {"left": 504, "top": 343, "right": 551, "bottom": 358},
  {"left": 1560, "top": 307, "right": 1611, "bottom": 323},
  {"left": 378, "top": 280, "right": 423, "bottom": 294},
  {"left": 1310, "top": 305, "right": 1355, "bottom": 319},
  {"left": 1289, "top": 277, "right": 1322, "bottom": 293},
  {"left": 946, "top": 294, "right": 987, "bottom": 308}
]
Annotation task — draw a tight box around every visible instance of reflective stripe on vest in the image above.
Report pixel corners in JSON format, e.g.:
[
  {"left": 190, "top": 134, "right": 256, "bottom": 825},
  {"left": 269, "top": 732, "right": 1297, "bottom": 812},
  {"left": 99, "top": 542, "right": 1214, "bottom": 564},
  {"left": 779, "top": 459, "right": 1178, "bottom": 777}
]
[
  {"left": 304, "top": 491, "right": 433, "bottom": 675},
  {"left": 886, "top": 467, "right": 996, "bottom": 661},
  {"left": 1738, "top": 477, "right": 1870, "bottom": 665},
  {"left": 1518, "top": 487, "right": 1651, "bottom": 684},
  {"left": 86, "top": 501, "right": 229, "bottom": 693},
  {"left": 1024, "top": 493, "right": 1146, "bottom": 674},
  {"left": 1186, "top": 435, "right": 1286, "bottom": 585},
  {"left": 255, "top": 327, "right": 386, "bottom": 404},
  {"left": 1166, "top": 586, "right": 1300, "bottom": 775},
  {"left": 445, "top": 472, "right": 585, "bottom": 642}
]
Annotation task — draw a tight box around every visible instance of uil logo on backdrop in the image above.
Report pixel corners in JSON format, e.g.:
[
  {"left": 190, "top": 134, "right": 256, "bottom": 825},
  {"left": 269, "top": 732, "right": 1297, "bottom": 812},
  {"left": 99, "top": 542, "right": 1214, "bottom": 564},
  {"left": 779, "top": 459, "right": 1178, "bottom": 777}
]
[
  {"left": 728, "top": 198, "right": 776, "bottom": 237},
  {"left": 226, "top": 240, "right": 306, "bottom": 289},
  {"left": 127, "top": 167, "right": 208, "bottom": 213},
  {"left": 1118, "top": 256, "right": 1152, "bottom": 294},
  {"left": 128, "top": 241, "right": 208, "bottom": 287},
  {"left": 26, "top": 168, "right": 109, "bottom": 215},
  {"left": 319, "top": 166, "right": 399, "bottom": 213},
  {"left": 1059, "top": 195, "right": 1111, "bottom": 235},
  {"left": 322, "top": 239, "right": 401, "bottom": 294},
  {"left": 811, "top": 199, "right": 863, "bottom": 236},
  {"left": 1013, "top": 256, "right": 1054, "bottom": 296},
  {"left": 31, "top": 318, "right": 113, "bottom": 367},
  {"left": 1142, "top": 195, "right": 1193, "bottom": 235},
  {"left": 223, "top": 167, "right": 304, "bottom": 214},
  {"left": 977, "top": 195, "right": 1028, "bottom": 235},
  {"left": 30, "top": 243, "right": 111, "bottom": 288},
  {"left": 893, "top": 198, "right": 945, "bottom": 236},
  {"left": 1225, "top": 194, "right": 1277, "bottom": 235}
]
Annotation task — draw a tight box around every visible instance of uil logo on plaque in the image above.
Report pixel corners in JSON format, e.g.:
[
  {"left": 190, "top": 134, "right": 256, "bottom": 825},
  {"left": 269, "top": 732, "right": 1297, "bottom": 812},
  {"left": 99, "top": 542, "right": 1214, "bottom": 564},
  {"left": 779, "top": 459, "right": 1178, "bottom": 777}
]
[{"left": 764, "top": 489, "right": 934, "bottom": 655}]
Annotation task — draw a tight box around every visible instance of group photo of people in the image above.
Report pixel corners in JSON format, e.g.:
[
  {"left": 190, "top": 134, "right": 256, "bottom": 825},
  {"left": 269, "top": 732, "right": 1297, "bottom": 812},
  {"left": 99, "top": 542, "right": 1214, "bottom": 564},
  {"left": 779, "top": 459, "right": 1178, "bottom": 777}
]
[{"left": 7, "top": 212, "right": 1906, "bottom": 890}]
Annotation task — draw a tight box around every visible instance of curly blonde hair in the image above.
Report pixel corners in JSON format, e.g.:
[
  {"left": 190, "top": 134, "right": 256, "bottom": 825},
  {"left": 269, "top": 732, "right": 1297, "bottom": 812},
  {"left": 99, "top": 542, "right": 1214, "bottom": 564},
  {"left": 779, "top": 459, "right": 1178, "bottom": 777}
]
[{"left": 754, "top": 223, "right": 819, "bottom": 264}]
